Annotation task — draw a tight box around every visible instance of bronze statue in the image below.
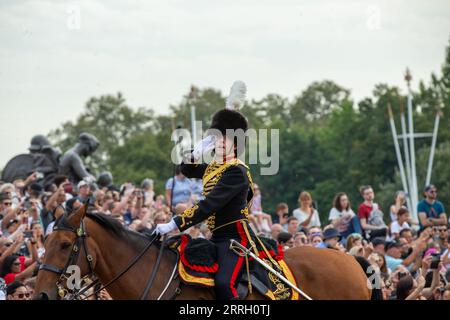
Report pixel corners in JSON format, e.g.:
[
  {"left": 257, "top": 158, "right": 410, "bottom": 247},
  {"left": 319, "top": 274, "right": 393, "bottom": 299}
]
[
  {"left": 2, "top": 135, "right": 60, "bottom": 184},
  {"left": 59, "top": 133, "right": 100, "bottom": 183},
  {"left": 28, "top": 135, "right": 61, "bottom": 176}
]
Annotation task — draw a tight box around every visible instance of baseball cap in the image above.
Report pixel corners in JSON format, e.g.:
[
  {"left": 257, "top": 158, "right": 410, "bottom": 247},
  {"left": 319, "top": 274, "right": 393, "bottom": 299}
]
[
  {"left": 77, "top": 180, "right": 89, "bottom": 189},
  {"left": 424, "top": 184, "right": 436, "bottom": 193},
  {"left": 385, "top": 241, "right": 402, "bottom": 251}
]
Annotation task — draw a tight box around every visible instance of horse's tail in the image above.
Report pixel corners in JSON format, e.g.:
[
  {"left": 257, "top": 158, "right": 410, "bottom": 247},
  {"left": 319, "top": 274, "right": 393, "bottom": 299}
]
[{"left": 353, "top": 256, "right": 383, "bottom": 300}]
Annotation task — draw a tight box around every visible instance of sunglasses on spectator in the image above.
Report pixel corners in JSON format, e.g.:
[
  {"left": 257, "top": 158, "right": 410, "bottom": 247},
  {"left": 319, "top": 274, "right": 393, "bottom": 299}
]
[
  {"left": 429, "top": 189, "right": 438, "bottom": 193},
  {"left": 15, "top": 292, "right": 31, "bottom": 298},
  {"left": 2, "top": 202, "right": 12, "bottom": 206}
]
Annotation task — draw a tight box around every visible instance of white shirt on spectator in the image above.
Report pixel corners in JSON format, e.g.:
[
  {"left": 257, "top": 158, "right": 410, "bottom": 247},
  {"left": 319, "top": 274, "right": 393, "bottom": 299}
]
[
  {"left": 328, "top": 207, "right": 355, "bottom": 221},
  {"left": 328, "top": 207, "right": 355, "bottom": 233},
  {"left": 390, "top": 220, "right": 410, "bottom": 235},
  {"left": 293, "top": 208, "right": 321, "bottom": 228}
]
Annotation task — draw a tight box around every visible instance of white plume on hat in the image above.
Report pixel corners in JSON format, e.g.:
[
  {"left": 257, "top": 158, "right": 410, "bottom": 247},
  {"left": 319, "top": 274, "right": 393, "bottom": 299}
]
[{"left": 225, "top": 80, "right": 247, "bottom": 110}]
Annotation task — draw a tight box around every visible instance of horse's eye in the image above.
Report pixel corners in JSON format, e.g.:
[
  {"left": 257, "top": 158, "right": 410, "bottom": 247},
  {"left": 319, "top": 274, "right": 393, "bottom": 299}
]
[{"left": 60, "top": 242, "right": 71, "bottom": 250}]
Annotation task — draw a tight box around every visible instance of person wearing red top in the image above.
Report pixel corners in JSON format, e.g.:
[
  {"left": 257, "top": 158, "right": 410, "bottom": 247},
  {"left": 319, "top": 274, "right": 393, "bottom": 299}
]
[
  {"left": 1, "top": 254, "right": 37, "bottom": 284},
  {"left": 358, "top": 185, "right": 388, "bottom": 240},
  {"left": 0, "top": 238, "right": 39, "bottom": 285}
]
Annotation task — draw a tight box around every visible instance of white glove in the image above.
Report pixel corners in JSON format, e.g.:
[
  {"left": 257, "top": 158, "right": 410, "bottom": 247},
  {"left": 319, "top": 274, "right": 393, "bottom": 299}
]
[
  {"left": 191, "top": 135, "right": 216, "bottom": 161},
  {"left": 152, "top": 219, "right": 178, "bottom": 236}
]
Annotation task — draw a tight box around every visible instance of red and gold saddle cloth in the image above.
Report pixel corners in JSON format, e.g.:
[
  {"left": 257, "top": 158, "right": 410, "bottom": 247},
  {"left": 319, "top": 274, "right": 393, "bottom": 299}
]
[{"left": 172, "top": 234, "right": 299, "bottom": 300}]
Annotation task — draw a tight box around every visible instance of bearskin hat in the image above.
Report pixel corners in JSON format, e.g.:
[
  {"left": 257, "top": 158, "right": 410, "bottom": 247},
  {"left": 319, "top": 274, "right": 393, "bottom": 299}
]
[{"left": 209, "top": 109, "right": 248, "bottom": 135}]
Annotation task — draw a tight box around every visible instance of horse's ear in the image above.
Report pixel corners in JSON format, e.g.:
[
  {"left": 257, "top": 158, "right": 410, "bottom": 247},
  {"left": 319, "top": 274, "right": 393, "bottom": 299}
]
[{"left": 68, "top": 201, "right": 88, "bottom": 228}]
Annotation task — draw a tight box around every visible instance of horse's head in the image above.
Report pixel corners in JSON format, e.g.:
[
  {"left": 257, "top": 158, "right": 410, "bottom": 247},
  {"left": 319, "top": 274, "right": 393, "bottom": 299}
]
[{"left": 35, "top": 201, "right": 94, "bottom": 300}]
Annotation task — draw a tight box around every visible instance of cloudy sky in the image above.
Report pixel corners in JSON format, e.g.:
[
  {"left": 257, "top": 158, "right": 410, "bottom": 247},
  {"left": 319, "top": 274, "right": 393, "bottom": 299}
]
[{"left": 1, "top": 0, "right": 449, "bottom": 168}]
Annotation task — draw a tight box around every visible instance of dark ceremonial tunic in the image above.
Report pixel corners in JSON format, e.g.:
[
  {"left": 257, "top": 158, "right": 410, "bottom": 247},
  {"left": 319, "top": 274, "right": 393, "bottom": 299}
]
[
  {"left": 173, "top": 159, "right": 255, "bottom": 299},
  {"left": 173, "top": 159, "right": 254, "bottom": 239}
]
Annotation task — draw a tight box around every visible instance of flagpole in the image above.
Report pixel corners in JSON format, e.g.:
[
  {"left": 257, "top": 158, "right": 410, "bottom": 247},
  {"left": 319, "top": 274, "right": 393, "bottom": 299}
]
[
  {"left": 388, "top": 104, "right": 412, "bottom": 212},
  {"left": 425, "top": 111, "right": 441, "bottom": 186},
  {"left": 189, "top": 86, "right": 197, "bottom": 146},
  {"left": 405, "top": 68, "right": 418, "bottom": 223},
  {"left": 399, "top": 102, "right": 413, "bottom": 211}
]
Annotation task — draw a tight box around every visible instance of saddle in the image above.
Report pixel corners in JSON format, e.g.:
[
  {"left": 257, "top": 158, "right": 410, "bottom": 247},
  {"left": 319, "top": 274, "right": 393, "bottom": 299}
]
[{"left": 168, "top": 234, "right": 299, "bottom": 300}]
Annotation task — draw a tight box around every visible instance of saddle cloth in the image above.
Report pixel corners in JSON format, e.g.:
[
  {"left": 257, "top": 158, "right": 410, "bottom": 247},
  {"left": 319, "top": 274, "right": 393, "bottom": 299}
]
[{"left": 170, "top": 234, "right": 299, "bottom": 300}]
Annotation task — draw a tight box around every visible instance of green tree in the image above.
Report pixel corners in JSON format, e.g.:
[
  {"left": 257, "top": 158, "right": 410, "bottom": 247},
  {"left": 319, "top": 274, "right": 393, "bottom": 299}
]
[
  {"left": 290, "top": 80, "right": 351, "bottom": 123},
  {"left": 48, "top": 92, "right": 154, "bottom": 175},
  {"left": 108, "top": 129, "right": 173, "bottom": 194},
  {"left": 41, "top": 37, "right": 450, "bottom": 229}
]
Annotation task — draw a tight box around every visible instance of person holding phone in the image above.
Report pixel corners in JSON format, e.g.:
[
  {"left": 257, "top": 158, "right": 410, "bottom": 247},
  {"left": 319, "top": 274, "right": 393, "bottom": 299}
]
[
  {"left": 385, "top": 239, "right": 426, "bottom": 273},
  {"left": 0, "top": 237, "right": 38, "bottom": 285},
  {"left": 293, "top": 191, "right": 321, "bottom": 228}
]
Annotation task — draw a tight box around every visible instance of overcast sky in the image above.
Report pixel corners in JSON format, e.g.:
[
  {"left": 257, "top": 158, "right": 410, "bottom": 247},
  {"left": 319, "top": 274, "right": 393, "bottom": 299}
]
[{"left": 1, "top": 0, "right": 450, "bottom": 169}]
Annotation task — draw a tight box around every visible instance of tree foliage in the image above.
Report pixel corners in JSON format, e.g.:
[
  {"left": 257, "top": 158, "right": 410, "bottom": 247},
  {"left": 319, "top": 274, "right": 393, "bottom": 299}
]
[{"left": 48, "top": 38, "right": 450, "bottom": 224}]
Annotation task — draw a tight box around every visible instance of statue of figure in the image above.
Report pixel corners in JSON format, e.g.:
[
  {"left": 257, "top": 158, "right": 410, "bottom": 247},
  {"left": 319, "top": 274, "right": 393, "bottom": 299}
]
[
  {"left": 59, "top": 133, "right": 100, "bottom": 184},
  {"left": 28, "top": 135, "right": 61, "bottom": 176},
  {"left": 29, "top": 135, "right": 52, "bottom": 153},
  {"left": 1, "top": 134, "right": 61, "bottom": 184}
]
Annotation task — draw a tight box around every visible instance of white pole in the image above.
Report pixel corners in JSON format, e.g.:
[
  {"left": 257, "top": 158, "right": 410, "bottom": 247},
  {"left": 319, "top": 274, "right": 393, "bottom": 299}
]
[
  {"left": 190, "top": 105, "right": 197, "bottom": 146},
  {"left": 407, "top": 90, "right": 418, "bottom": 223},
  {"left": 425, "top": 111, "right": 440, "bottom": 186},
  {"left": 400, "top": 104, "right": 413, "bottom": 210},
  {"left": 388, "top": 105, "right": 411, "bottom": 212},
  {"left": 189, "top": 86, "right": 197, "bottom": 146}
]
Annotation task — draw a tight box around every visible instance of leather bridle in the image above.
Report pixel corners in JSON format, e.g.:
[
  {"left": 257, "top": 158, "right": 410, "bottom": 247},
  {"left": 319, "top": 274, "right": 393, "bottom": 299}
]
[
  {"left": 38, "top": 216, "right": 96, "bottom": 299},
  {"left": 38, "top": 213, "right": 171, "bottom": 300}
]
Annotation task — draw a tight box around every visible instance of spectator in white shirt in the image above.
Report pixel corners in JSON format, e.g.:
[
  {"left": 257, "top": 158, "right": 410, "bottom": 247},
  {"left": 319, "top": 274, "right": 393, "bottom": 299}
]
[
  {"left": 390, "top": 208, "right": 411, "bottom": 240},
  {"left": 328, "top": 192, "right": 362, "bottom": 240},
  {"left": 292, "top": 191, "right": 321, "bottom": 228}
]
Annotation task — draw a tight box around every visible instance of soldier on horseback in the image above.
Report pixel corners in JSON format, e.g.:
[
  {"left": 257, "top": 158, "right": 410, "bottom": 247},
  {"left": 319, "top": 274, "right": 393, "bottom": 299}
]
[{"left": 154, "top": 83, "right": 259, "bottom": 300}]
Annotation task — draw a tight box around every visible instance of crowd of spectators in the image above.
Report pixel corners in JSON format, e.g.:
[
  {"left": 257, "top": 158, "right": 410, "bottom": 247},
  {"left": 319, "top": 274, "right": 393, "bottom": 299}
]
[{"left": 1, "top": 169, "right": 449, "bottom": 300}]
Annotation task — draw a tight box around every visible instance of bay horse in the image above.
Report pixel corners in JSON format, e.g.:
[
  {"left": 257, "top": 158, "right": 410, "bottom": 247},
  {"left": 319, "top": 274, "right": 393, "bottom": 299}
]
[{"left": 35, "top": 204, "right": 372, "bottom": 300}]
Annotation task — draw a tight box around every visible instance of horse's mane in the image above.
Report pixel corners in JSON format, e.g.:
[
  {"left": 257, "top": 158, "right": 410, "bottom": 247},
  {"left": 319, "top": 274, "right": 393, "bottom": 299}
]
[{"left": 85, "top": 213, "right": 150, "bottom": 250}]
